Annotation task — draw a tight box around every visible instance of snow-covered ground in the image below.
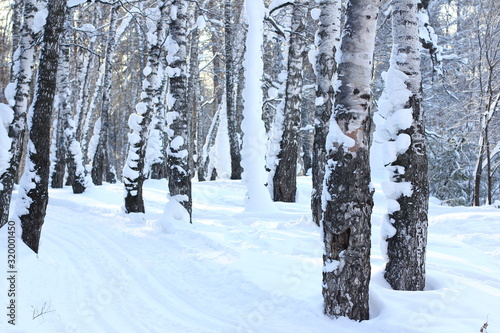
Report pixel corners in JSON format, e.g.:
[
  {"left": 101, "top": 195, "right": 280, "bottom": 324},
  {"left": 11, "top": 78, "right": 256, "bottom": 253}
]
[{"left": 1, "top": 173, "right": 499, "bottom": 332}]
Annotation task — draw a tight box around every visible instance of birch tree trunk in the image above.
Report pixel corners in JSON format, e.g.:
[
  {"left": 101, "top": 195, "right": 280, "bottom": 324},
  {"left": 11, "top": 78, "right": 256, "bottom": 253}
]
[
  {"left": 187, "top": 4, "right": 201, "bottom": 178},
  {"left": 58, "top": 17, "right": 87, "bottom": 194},
  {"left": 225, "top": 0, "right": 243, "bottom": 180},
  {"left": 322, "top": 0, "right": 380, "bottom": 321},
  {"left": 0, "top": 0, "right": 38, "bottom": 228},
  {"left": 17, "top": 0, "right": 67, "bottom": 253},
  {"left": 312, "top": 0, "right": 341, "bottom": 225},
  {"left": 9, "top": 0, "right": 23, "bottom": 82},
  {"left": 379, "top": 0, "right": 429, "bottom": 291},
  {"left": 272, "top": 1, "right": 306, "bottom": 202},
  {"left": 167, "top": 0, "right": 192, "bottom": 222},
  {"left": 50, "top": 104, "right": 66, "bottom": 188},
  {"left": 124, "top": 1, "right": 168, "bottom": 213},
  {"left": 241, "top": 0, "right": 276, "bottom": 212},
  {"left": 91, "top": 4, "right": 119, "bottom": 186},
  {"left": 198, "top": 108, "right": 220, "bottom": 182}
]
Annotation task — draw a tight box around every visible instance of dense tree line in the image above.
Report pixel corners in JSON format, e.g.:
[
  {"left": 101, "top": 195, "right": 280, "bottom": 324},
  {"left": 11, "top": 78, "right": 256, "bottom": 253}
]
[{"left": 0, "top": 0, "right": 498, "bottom": 322}]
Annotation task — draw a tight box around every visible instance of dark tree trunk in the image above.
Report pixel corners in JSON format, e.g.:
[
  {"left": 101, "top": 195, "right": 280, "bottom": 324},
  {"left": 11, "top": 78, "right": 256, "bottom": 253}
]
[
  {"left": 272, "top": 2, "right": 306, "bottom": 202},
  {"left": 473, "top": 141, "right": 484, "bottom": 206},
  {"left": 322, "top": 0, "right": 380, "bottom": 321},
  {"left": 18, "top": 0, "right": 67, "bottom": 253},
  {"left": 50, "top": 111, "right": 66, "bottom": 188}
]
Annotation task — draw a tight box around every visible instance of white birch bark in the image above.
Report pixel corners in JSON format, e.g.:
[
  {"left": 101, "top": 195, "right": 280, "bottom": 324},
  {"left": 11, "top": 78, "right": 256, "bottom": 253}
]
[
  {"left": 0, "top": 0, "right": 39, "bottom": 228},
  {"left": 311, "top": 0, "right": 341, "bottom": 225},
  {"left": 377, "top": 0, "right": 428, "bottom": 291},
  {"left": 322, "top": 0, "right": 381, "bottom": 321}
]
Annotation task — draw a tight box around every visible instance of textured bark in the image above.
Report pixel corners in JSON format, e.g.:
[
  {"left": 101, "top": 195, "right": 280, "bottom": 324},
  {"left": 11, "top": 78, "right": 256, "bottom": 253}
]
[
  {"left": 75, "top": 18, "right": 97, "bottom": 143},
  {"left": 383, "top": 0, "right": 429, "bottom": 291},
  {"left": 91, "top": 5, "right": 119, "bottom": 186},
  {"left": 167, "top": 0, "right": 192, "bottom": 221},
  {"left": 312, "top": 0, "right": 341, "bottom": 226},
  {"left": 225, "top": 0, "right": 243, "bottom": 180},
  {"left": 272, "top": 2, "right": 306, "bottom": 202},
  {"left": 50, "top": 108, "right": 66, "bottom": 188},
  {"left": 322, "top": 0, "right": 380, "bottom": 321},
  {"left": 0, "top": 0, "right": 38, "bottom": 228},
  {"left": 187, "top": 4, "right": 201, "bottom": 177},
  {"left": 9, "top": 0, "right": 23, "bottom": 82},
  {"left": 124, "top": 1, "right": 168, "bottom": 213},
  {"left": 58, "top": 21, "right": 86, "bottom": 194},
  {"left": 19, "top": 0, "right": 67, "bottom": 253}
]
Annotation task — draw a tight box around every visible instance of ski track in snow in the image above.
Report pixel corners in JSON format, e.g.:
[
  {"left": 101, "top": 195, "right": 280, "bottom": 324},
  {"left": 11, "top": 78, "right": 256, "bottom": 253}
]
[{"left": 1, "top": 177, "right": 499, "bottom": 333}]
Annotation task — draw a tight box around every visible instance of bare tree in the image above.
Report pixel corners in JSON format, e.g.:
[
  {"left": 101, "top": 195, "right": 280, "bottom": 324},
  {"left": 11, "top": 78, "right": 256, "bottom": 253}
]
[
  {"left": 167, "top": 0, "right": 192, "bottom": 221},
  {"left": 225, "top": 0, "right": 243, "bottom": 180},
  {"left": 91, "top": 4, "right": 120, "bottom": 186},
  {"left": 322, "top": 0, "right": 381, "bottom": 321},
  {"left": 377, "top": 0, "right": 429, "bottom": 291},
  {"left": 311, "top": 0, "right": 341, "bottom": 225},
  {"left": 17, "top": 0, "right": 67, "bottom": 253},
  {"left": 123, "top": 1, "right": 169, "bottom": 213},
  {"left": 0, "top": 0, "right": 39, "bottom": 228},
  {"left": 271, "top": 1, "right": 307, "bottom": 202}
]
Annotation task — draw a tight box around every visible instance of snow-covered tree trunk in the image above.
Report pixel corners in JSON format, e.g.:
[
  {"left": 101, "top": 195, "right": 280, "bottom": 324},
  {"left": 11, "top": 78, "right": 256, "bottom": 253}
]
[
  {"left": 147, "top": 64, "right": 169, "bottom": 180},
  {"left": 58, "top": 18, "right": 87, "bottom": 194},
  {"left": 16, "top": 0, "right": 67, "bottom": 253},
  {"left": 271, "top": 1, "right": 306, "bottom": 202},
  {"left": 241, "top": 0, "right": 275, "bottom": 212},
  {"left": 75, "top": 17, "right": 98, "bottom": 143},
  {"left": 322, "top": 0, "right": 380, "bottom": 321},
  {"left": 187, "top": 4, "right": 202, "bottom": 178},
  {"left": 167, "top": 0, "right": 192, "bottom": 222},
  {"left": 311, "top": 0, "right": 341, "bottom": 226},
  {"left": 198, "top": 108, "right": 220, "bottom": 182},
  {"left": 225, "top": 0, "right": 243, "bottom": 180},
  {"left": 9, "top": 0, "right": 23, "bottom": 82},
  {"left": 91, "top": 4, "right": 119, "bottom": 186},
  {"left": 0, "top": 0, "right": 39, "bottom": 228},
  {"left": 123, "top": 2, "right": 168, "bottom": 213},
  {"left": 377, "top": 0, "right": 429, "bottom": 291},
  {"left": 417, "top": 0, "right": 442, "bottom": 80}
]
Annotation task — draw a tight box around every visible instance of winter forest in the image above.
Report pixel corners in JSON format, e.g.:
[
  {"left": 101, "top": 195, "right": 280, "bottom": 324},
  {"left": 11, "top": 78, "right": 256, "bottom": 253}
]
[{"left": 0, "top": 0, "right": 499, "bottom": 332}]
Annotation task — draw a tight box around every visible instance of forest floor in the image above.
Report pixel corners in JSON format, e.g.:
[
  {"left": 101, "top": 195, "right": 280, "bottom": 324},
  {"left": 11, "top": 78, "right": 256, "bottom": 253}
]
[{"left": 1, "top": 173, "right": 499, "bottom": 332}]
